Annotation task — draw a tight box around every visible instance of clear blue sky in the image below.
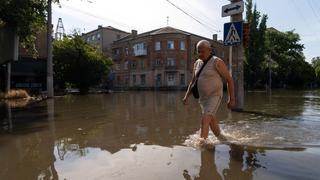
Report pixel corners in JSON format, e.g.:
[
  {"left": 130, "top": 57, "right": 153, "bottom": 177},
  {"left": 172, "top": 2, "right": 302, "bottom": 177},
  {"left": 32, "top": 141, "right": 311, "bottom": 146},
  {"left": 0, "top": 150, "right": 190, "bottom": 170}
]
[{"left": 52, "top": 0, "right": 320, "bottom": 62}]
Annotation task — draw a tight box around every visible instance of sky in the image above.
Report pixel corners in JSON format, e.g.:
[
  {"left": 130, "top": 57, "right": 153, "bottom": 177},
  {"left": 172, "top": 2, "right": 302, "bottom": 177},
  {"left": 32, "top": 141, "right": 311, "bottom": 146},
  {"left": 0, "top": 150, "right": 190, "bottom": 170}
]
[{"left": 52, "top": 0, "right": 320, "bottom": 63}]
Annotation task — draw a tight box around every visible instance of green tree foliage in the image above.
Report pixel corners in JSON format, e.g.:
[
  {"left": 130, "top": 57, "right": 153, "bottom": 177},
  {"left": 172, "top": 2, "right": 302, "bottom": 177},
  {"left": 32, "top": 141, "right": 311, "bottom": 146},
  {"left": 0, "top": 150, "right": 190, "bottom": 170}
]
[
  {"left": 0, "top": 0, "right": 60, "bottom": 55},
  {"left": 265, "top": 29, "right": 315, "bottom": 88},
  {"left": 0, "top": 0, "right": 56, "bottom": 55},
  {"left": 245, "top": 0, "right": 315, "bottom": 89},
  {"left": 53, "top": 34, "right": 112, "bottom": 93},
  {"left": 244, "top": 0, "right": 268, "bottom": 88},
  {"left": 312, "top": 56, "right": 320, "bottom": 84}
]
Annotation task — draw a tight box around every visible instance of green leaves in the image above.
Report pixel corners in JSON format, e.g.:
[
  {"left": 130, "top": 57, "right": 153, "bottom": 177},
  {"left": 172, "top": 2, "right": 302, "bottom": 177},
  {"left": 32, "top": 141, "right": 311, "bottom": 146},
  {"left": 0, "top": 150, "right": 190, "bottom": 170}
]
[
  {"left": 312, "top": 57, "right": 320, "bottom": 83},
  {"left": 244, "top": 0, "right": 315, "bottom": 89},
  {"left": 0, "top": 0, "right": 48, "bottom": 56},
  {"left": 53, "top": 34, "right": 112, "bottom": 93},
  {"left": 244, "top": 0, "right": 268, "bottom": 89},
  {"left": 266, "top": 29, "right": 315, "bottom": 88}
]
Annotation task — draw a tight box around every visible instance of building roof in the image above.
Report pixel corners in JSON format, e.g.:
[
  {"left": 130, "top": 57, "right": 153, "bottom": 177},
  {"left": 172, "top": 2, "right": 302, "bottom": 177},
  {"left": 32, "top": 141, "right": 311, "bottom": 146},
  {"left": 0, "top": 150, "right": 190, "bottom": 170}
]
[
  {"left": 150, "top": 26, "right": 190, "bottom": 36},
  {"left": 82, "top": 25, "right": 130, "bottom": 36},
  {"left": 114, "top": 26, "right": 217, "bottom": 44},
  {"left": 104, "top": 26, "right": 130, "bottom": 34}
]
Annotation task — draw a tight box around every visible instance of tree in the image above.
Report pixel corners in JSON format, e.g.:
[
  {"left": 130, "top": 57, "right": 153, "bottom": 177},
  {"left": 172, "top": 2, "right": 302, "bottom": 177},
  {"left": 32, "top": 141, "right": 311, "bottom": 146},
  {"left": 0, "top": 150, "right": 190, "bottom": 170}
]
[
  {"left": 53, "top": 34, "right": 112, "bottom": 93},
  {"left": 312, "top": 56, "right": 320, "bottom": 84},
  {"left": 265, "top": 28, "right": 315, "bottom": 88},
  {"left": 244, "top": 0, "right": 268, "bottom": 89},
  {"left": 0, "top": 0, "right": 57, "bottom": 55}
]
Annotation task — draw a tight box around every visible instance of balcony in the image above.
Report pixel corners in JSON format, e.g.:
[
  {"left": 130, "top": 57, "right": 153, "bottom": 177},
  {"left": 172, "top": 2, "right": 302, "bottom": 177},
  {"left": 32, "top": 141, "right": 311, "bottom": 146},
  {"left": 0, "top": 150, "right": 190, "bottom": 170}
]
[{"left": 134, "top": 49, "right": 147, "bottom": 56}]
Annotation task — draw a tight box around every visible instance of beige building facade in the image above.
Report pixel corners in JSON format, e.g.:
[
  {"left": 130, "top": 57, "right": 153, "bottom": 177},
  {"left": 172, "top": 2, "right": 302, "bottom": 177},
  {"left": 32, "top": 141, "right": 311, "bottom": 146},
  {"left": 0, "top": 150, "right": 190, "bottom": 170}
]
[
  {"left": 82, "top": 25, "right": 130, "bottom": 56},
  {"left": 111, "top": 26, "right": 229, "bottom": 90}
]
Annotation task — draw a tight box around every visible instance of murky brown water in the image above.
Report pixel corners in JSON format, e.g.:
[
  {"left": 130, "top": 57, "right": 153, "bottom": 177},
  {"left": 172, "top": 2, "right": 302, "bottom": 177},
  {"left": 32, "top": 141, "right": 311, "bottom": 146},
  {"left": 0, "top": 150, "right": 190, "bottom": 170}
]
[{"left": 1, "top": 90, "right": 320, "bottom": 180}]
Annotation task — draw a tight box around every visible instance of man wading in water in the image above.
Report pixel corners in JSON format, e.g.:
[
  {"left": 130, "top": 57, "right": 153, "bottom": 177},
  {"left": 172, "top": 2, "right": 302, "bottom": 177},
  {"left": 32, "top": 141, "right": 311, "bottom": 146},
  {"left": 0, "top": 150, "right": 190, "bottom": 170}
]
[{"left": 183, "top": 40, "right": 235, "bottom": 143}]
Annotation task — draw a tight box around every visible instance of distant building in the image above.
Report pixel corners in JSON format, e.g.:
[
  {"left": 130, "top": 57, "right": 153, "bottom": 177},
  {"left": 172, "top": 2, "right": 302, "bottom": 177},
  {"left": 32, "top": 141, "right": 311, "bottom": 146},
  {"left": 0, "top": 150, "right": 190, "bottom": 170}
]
[
  {"left": 0, "top": 31, "right": 48, "bottom": 93},
  {"left": 82, "top": 25, "right": 130, "bottom": 56},
  {"left": 111, "top": 26, "right": 229, "bottom": 90}
]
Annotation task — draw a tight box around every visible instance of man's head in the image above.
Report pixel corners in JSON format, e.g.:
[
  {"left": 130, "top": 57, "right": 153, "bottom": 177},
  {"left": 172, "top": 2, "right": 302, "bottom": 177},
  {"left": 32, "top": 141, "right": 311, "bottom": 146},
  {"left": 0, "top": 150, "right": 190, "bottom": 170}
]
[{"left": 196, "top": 40, "right": 211, "bottom": 60}]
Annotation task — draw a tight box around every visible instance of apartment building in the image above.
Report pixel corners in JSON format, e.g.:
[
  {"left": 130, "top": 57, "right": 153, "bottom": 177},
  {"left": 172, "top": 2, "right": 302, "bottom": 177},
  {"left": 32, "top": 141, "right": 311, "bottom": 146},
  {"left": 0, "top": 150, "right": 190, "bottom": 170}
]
[
  {"left": 82, "top": 25, "right": 130, "bottom": 56},
  {"left": 111, "top": 26, "right": 229, "bottom": 90}
]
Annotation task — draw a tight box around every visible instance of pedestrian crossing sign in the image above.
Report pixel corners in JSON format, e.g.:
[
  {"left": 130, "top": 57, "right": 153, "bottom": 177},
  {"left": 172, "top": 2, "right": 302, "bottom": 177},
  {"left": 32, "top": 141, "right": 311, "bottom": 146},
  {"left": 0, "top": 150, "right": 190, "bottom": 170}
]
[{"left": 224, "top": 21, "right": 243, "bottom": 46}]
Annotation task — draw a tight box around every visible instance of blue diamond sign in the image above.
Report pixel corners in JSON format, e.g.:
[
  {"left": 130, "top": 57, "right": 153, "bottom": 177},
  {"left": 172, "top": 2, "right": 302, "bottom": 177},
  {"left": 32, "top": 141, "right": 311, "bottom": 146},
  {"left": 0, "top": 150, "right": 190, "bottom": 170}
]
[{"left": 224, "top": 21, "right": 243, "bottom": 46}]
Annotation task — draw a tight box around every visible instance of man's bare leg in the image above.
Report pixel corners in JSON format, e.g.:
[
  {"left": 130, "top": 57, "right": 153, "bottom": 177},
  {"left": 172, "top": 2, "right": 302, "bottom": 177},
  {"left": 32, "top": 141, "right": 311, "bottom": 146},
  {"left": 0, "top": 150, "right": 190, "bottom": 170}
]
[
  {"left": 210, "top": 117, "right": 227, "bottom": 141},
  {"left": 200, "top": 114, "right": 212, "bottom": 139}
]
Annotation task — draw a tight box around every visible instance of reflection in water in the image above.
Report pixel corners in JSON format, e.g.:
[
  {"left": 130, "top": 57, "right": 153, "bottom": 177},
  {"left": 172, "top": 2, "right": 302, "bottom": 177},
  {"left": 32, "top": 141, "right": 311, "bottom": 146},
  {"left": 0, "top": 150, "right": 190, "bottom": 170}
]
[
  {"left": 195, "top": 148, "right": 222, "bottom": 180},
  {"left": 53, "top": 143, "right": 202, "bottom": 180},
  {"left": 0, "top": 91, "right": 320, "bottom": 179}
]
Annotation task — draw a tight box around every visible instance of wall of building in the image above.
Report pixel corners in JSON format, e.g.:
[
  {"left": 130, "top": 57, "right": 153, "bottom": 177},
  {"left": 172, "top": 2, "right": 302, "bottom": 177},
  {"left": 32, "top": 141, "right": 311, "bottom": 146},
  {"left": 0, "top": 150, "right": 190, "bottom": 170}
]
[
  {"left": 111, "top": 29, "right": 229, "bottom": 90},
  {"left": 83, "top": 26, "right": 130, "bottom": 56}
]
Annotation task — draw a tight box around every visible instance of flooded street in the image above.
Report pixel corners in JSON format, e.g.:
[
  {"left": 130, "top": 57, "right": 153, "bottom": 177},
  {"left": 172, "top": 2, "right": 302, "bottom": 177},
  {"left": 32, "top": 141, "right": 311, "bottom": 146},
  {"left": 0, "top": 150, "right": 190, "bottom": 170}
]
[{"left": 1, "top": 90, "right": 320, "bottom": 180}]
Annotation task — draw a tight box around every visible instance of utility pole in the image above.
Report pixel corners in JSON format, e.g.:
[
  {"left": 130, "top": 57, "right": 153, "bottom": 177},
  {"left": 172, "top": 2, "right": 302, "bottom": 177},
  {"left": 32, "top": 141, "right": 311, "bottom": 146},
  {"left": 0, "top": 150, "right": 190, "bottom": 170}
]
[
  {"left": 229, "top": 0, "right": 244, "bottom": 110},
  {"left": 47, "top": 0, "right": 54, "bottom": 98}
]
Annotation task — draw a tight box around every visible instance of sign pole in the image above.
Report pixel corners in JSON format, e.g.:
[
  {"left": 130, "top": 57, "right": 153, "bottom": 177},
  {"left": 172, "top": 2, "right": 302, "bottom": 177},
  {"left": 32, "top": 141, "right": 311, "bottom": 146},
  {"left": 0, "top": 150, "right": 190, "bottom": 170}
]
[
  {"left": 229, "top": 46, "right": 232, "bottom": 76},
  {"left": 230, "top": 0, "right": 244, "bottom": 110}
]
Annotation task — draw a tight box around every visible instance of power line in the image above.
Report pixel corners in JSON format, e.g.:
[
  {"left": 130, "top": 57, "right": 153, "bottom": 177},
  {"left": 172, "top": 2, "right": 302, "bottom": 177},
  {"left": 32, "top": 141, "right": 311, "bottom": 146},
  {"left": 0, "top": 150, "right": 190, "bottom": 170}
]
[
  {"left": 58, "top": 3, "right": 145, "bottom": 32},
  {"left": 166, "top": 0, "right": 220, "bottom": 33},
  {"left": 307, "top": 0, "right": 320, "bottom": 25},
  {"left": 180, "top": 0, "right": 220, "bottom": 29},
  {"left": 291, "top": 0, "right": 320, "bottom": 41}
]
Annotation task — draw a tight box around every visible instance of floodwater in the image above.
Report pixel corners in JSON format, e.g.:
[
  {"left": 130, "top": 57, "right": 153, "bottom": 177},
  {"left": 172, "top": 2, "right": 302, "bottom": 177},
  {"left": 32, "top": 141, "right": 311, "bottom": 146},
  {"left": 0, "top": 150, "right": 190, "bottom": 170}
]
[{"left": 1, "top": 90, "right": 320, "bottom": 180}]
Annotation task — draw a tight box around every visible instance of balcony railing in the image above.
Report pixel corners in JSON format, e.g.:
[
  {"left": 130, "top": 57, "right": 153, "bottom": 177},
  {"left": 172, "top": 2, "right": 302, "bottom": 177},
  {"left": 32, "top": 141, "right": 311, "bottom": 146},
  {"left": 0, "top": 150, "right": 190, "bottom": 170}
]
[{"left": 134, "top": 49, "right": 147, "bottom": 56}]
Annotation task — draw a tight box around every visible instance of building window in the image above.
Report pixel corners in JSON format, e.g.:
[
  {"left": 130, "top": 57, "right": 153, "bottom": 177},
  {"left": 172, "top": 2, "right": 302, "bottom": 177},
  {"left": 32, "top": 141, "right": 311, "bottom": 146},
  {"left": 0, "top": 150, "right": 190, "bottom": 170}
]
[
  {"left": 140, "top": 60, "right": 145, "bottom": 69},
  {"left": 180, "top": 74, "right": 185, "bottom": 85},
  {"left": 155, "top": 41, "right": 161, "bottom": 51},
  {"left": 221, "top": 51, "right": 225, "bottom": 58},
  {"left": 180, "top": 41, "right": 185, "bottom": 50},
  {"left": 125, "top": 75, "right": 129, "bottom": 85},
  {"left": 131, "top": 61, "right": 137, "bottom": 69},
  {"left": 125, "top": 47, "right": 129, "bottom": 56},
  {"left": 156, "top": 74, "right": 161, "bottom": 86},
  {"left": 155, "top": 59, "right": 161, "bottom": 66},
  {"left": 167, "top": 58, "right": 175, "bottom": 66},
  {"left": 87, "top": 37, "right": 90, "bottom": 42},
  {"left": 168, "top": 74, "right": 174, "bottom": 81},
  {"left": 133, "top": 42, "right": 147, "bottom": 56},
  {"left": 115, "top": 63, "right": 120, "bottom": 70},
  {"left": 124, "top": 61, "right": 128, "bottom": 70},
  {"left": 140, "top": 74, "right": 146, "bottom": 85},
  {"left": 167, "top": 40, "right": 174, "bottom": 49},
  {"left": 132, "top": 75, "right": 136, "bottom": 84},
  {"left": 117, "top": 34, "right": 121, "bottom": 40},
  {"left": 117, "top": 76, "right": 121, "bottom": 84},
  {"left": 97, "top": 33, "right": 101, "bottom": 40},
  {"left": 114, "top": 48, "right": 120, "bottom": 55},
  {"left": 180, "top": 59, "right": 186, "bottom": 66},
  {"left": 92, "top": 35, "right": 95, "bottom": 41}
]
